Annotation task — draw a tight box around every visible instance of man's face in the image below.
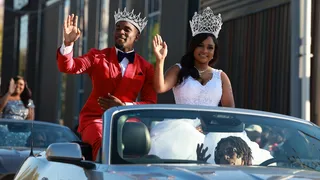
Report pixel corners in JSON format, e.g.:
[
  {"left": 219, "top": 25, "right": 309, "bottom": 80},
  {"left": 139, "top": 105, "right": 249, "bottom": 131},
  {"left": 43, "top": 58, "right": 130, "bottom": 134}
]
[
  {"left": 216, "top": 142, "right": 244, "bottom": 165},
  {"left": 114, "top": 21, "right": 140, "bottom": 51}
]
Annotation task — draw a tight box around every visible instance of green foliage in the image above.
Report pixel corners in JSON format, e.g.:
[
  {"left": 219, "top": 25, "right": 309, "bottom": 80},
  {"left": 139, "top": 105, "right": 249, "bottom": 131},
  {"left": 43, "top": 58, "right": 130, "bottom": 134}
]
[{"left": 148, "top": 22, "right": 160, "bottom": 66}]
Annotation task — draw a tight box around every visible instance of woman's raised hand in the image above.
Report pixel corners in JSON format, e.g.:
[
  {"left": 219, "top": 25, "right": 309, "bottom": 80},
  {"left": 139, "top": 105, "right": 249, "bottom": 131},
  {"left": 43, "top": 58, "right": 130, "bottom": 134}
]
[
  {"left": 153, "top": 34, "right": 168, "bottom": 63},
  {"left": 8, "top": 79, "right": 16, "bottom": 95}
]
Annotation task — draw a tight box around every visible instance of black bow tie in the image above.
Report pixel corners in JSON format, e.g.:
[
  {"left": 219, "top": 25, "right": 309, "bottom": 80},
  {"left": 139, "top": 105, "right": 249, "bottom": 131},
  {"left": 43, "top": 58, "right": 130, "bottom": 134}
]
[{"left": 117, "top": 51, "right": 135, "bottom": 63}]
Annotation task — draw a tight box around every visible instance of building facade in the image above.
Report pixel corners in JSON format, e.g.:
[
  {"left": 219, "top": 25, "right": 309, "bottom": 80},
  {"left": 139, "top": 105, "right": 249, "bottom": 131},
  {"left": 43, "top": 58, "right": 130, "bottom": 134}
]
[{"left": 1, "top": 0, "right": 320, "bottom": 128}]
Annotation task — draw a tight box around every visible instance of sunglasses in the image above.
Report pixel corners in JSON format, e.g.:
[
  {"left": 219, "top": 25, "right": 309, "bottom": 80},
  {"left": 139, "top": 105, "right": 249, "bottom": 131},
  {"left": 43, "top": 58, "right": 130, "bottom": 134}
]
[{"left": 216, "top": 147, "right": 238, "bottom": 158}]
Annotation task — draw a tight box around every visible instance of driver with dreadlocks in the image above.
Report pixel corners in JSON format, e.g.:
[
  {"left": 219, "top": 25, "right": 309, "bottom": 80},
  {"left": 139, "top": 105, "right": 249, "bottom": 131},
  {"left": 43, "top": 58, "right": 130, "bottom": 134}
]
[{"left": 197, "top": 136, "right": 253, "bottom": 166}]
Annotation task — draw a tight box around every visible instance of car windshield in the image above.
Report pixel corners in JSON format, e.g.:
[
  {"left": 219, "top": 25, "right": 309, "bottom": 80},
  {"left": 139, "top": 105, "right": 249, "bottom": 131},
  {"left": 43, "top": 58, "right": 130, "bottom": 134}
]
[
  {"left": 0, "top": 121, "right": 79, "bottom": 149},
  {"left": 114, "top": 109, "right": 320, "bottom": 171}
]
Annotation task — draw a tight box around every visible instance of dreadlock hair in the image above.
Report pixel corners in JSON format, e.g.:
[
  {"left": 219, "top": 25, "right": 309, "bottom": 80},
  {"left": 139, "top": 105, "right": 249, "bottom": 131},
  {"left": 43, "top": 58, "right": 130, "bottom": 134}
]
[{"left": 214, "top": 136, "right": 253, "bottom": 165}]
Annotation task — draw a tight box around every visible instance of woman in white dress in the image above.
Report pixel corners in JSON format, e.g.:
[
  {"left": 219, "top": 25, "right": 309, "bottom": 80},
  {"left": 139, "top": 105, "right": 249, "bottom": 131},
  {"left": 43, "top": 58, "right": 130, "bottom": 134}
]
[
  {"left": 152, "top": 13, "right": 234, "bottom": 108},
  {"left": 149, "top": 7, "right": 272, "bottom": 165}
]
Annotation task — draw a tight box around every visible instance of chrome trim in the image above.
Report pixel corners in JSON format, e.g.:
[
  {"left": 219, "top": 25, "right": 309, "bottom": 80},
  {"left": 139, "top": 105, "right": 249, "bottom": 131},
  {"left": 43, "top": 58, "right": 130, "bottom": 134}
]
[
  {"left": 112, "top": 104, "right": 311, "bottom": 125},
  {"left": 102, "top": 107, "right": 120, "bottom": 164}
]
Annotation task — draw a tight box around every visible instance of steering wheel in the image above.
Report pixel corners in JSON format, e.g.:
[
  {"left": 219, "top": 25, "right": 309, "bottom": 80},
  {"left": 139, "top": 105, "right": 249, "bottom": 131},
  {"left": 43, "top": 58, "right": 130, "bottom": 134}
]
[{"left": 259, "top": 157, "right": 292, "bottom": 166}]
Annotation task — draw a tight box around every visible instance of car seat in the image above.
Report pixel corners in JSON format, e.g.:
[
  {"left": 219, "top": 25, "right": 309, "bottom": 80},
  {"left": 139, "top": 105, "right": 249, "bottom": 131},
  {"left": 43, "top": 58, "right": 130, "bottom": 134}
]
[{"left": 122, "top": 122, "right": 151, "bottom": 158}]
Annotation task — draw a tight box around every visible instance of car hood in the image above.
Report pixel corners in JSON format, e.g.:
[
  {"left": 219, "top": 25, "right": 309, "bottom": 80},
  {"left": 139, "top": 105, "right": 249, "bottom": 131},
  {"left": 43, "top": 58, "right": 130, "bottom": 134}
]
[
  {"left": 104, "top": 164, "right": 320, "bottom": 179},
  {"left": 0, "top": 148, "right": 44, "bottom": 174}
]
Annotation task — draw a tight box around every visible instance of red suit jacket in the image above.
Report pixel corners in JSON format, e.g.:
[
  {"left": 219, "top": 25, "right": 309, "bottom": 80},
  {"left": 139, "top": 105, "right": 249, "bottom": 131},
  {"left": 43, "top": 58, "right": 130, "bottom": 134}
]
[{"left": 56, "top": 47, "right": 157, "bottom": 132}]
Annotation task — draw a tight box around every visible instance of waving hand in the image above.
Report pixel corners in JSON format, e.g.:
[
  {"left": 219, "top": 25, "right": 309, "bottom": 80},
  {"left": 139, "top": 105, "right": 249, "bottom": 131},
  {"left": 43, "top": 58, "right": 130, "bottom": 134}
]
[
  {"left": 63, "top": 14, "right": 81, "bottom": 46},
  {"left": 153, "top": 34, "right": 168, "bottom": 63}
]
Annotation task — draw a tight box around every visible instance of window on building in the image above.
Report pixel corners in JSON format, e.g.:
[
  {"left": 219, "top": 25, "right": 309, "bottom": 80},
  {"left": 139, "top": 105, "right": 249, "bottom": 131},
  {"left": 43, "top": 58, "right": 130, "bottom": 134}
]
[
  {"left": 18, "top": 14, "right": 29, "bottom": 77},
  {"left": 77, "top": 0, "right": 89, "bottom": 117},
  {"left": 58, "top": 0, "right": 71, "bottom": 125},
  {"left": 99, "top": 0, "right": 110, "bottom": 49},
  {"left": 146, "top": 0, "right": 161, "bottom": 65},
  {"left": 59, "top": 0, "right": 89, "bottom": 126},
  {"left": 120, "top": 0, "right": 127, "bottom": 9},
  {"left": 0, "top": 0, "right": 4, "bottom": 76}
]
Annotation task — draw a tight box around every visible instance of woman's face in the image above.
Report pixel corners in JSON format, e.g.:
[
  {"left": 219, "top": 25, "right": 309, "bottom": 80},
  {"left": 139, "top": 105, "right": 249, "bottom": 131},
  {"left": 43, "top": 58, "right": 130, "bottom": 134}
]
[
  {"left": 193, "top": 36, "right": 215, "bottom": 64},
  {"left": 216, "top": 142, "right": 244, "bottom": 165},
  {"left": 15, "top": 79, "right": 25, "bottom": 95}
]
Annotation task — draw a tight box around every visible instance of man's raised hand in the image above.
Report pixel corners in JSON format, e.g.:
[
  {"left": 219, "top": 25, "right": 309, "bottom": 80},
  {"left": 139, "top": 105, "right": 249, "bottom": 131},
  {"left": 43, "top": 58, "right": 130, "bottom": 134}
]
[{"left": 63, "top": 14, "right": 81, "bottom": 46}]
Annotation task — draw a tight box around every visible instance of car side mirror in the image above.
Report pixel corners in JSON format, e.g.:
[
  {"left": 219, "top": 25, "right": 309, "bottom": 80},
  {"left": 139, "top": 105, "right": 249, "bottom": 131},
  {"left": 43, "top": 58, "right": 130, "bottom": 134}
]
[
  {"left": 46, "top": 143, "right": 95, "bottom": 169},
  {"left": 46, "top": 143, "right": 82, "bottom": 161}
]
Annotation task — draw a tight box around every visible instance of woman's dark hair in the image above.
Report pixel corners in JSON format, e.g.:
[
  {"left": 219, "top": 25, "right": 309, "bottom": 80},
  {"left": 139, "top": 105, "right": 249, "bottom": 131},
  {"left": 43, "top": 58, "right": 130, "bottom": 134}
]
[
  {"left": 214, "top": 136, "right": 253, "bottom": 166},
  {"left": 177, "top": 33, "right": 219, "bottom": 84},
  {"left": 3, "top": 76, "right": 32, "bottom": 108}
]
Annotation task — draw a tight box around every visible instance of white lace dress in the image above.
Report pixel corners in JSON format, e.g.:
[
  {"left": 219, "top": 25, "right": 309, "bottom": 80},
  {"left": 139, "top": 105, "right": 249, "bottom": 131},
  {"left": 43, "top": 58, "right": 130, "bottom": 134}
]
[
  {"left": 149, "top": 64, "right": 272, "bottom": 164},
  {"left": 173, "top": 64, "right": 222, "bottom": 106}
]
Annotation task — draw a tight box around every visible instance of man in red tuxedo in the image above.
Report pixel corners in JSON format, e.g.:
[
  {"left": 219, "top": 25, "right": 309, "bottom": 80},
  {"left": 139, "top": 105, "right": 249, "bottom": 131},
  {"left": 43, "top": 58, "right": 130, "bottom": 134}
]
[{"left": 56, "top": 8, "right": 157, "bottom": 160}]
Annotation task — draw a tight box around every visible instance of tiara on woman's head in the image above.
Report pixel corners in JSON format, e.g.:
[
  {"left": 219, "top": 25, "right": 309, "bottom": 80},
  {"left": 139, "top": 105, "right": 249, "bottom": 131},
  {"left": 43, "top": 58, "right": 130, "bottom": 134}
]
[{"left": 189, "top": 7, "right": 223, "bottom": 38}]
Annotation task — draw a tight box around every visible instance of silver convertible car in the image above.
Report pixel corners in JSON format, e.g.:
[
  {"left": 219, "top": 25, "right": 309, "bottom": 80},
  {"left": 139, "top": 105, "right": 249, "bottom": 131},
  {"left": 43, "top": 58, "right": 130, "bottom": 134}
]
[{"left": 14, "top": 105, "right": 320, "bottom": 179}]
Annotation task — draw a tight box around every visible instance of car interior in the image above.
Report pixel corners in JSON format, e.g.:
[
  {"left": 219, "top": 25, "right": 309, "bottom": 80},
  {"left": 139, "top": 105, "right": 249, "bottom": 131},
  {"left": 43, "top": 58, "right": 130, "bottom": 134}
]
[
  {"left": 74, "top": 120, "right": 156, "bottom": 162},
  {"left": 122, "top": 122, "right": 152, "bottom": 158},
  {"left": 72, "top": 111, "right": 320, "bottom": 169}
]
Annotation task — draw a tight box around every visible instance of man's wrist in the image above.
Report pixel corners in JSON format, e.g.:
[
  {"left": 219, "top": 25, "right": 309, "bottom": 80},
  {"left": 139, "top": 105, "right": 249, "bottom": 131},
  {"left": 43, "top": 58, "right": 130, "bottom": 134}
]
[{"left": 64, "top": 40, "right": 74, "bottom": 46}]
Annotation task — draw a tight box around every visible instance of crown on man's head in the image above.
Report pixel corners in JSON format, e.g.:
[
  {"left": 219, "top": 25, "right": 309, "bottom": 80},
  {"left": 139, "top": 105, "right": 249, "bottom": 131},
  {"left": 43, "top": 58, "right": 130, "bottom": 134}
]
[
  {"left": 114, "top": 7, "right": 148, "bottom": 33},
  {"left": 189, "top": 7, "right": 223, "bottom": 38}
]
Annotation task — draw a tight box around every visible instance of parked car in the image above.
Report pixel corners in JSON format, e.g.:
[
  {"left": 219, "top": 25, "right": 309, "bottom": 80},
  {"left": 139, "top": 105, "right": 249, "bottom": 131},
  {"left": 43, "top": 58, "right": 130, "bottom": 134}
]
[
  {"left": 0, "top": 119, "right": 80, "bottom": 180},
  {"left": 14, "top": 105, "right": 320, "bottom": 179}
]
